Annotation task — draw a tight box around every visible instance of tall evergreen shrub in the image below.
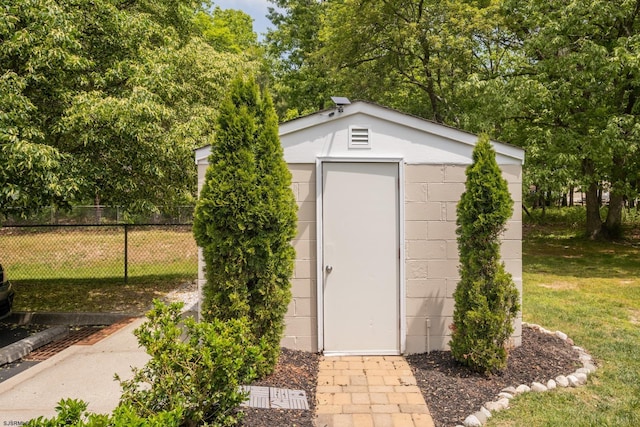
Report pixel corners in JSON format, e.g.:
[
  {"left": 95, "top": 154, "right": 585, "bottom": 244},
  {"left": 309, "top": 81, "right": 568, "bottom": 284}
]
[
  {"left": 193, "top": 76, "right": 297, "bottom": 376},
  {"left": 450, "top": 135, "right": 520, "bottom": 374}
]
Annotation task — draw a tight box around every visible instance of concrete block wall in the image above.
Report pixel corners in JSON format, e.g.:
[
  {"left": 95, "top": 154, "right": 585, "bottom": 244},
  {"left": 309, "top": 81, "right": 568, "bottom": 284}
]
[
  {"left": 196, "top": 162, "right": 208, "bottom": 318},
  {"left": 282, "top": 164, "right": 318, "bottom": 352},
  {"left": 199, "top": 160, "right": 522, "bottom": 355},
  {"left": 196, "top": 161, "right": 319, "bottom": 351},
  {"left": 404, "top": 164, "right": 523, "bottom": 354}
]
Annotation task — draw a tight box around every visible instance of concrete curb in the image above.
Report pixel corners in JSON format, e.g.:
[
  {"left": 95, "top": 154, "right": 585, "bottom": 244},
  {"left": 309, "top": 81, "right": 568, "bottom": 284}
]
[
  {"left": 7, "top": 311, "right": 136, "bottom": 326},
  {"left": 0, "top": 326, "right": 69, "bottom": 366},
  {"left": 1, "top": 312, "right": 136, "bottom": 367}
]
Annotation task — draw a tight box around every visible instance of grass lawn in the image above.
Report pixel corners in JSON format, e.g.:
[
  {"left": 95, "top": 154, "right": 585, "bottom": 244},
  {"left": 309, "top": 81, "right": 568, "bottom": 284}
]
[
  {"left": 11, "top": 276, "right": 192, "bottom": 314},
  {"left": 487, "top": 214, "right": 640, "bottom": 426},
  {"left": 4, "top": 209, "right": 640, "bottom": 424},
  {"left": 1, "top": 226, "right": 197, "bottom": 314}
]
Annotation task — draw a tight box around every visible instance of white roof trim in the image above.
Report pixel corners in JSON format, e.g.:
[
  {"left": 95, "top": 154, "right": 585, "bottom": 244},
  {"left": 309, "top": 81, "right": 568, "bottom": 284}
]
[
  {"left": 279, "top": 101, "right": 524, "bottom": 163},
  {"left": 195, "top": 101, "right": 525, "bottom": 165},
  {"left": 194, "top": 145, "right": 211, "bottom": 164}
]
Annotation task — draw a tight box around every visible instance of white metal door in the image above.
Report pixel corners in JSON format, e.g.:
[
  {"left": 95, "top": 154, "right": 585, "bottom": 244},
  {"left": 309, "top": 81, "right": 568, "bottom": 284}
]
[{"left": 322, "top": 162, "right": 400, "bottom": 354}]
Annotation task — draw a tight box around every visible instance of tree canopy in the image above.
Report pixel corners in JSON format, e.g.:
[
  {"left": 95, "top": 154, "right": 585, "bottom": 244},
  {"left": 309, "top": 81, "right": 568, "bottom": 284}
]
[
  {"left": 266, "top": 0, "right": 334, "bottom": 118},
  {"left": 195, "top": 6, "right": 258, "bottom": 54},
  {"left": 4, "top": 0, "right": 640, "bottom": 237},
  {"left": 266, "top": 0, "right": 640, "bottom": 238},
  {"left": 499, "top": 0, "right": 640, "bottom": 237},
  {"left": 1, "top": 0, "right": 257, "bottom": 220}
]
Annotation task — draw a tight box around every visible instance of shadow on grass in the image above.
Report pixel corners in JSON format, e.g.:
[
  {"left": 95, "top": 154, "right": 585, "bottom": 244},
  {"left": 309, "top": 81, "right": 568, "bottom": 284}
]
[
  {"left": 12, "top": 274, "right": 195, "bottom": 315},
  {"left": 524, "top": 229, "right": 640, "bottom": 279}
]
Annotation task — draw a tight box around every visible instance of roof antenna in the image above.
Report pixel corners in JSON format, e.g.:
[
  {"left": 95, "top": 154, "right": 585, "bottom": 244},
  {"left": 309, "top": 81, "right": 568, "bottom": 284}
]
[{"left": 331, "top": 96, "right": 351, "bottom": 113}]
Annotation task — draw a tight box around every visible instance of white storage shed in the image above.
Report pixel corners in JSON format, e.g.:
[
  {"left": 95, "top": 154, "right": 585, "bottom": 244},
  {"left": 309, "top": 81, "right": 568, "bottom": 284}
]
[{"left": 195, "top": 101, "right": 524, "bottom": 356}]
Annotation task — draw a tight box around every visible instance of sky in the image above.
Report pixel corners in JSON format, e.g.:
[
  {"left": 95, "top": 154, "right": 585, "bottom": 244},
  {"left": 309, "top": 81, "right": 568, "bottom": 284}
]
[{"left": 213, "top": 0, "right": 275, "bottom": 38}]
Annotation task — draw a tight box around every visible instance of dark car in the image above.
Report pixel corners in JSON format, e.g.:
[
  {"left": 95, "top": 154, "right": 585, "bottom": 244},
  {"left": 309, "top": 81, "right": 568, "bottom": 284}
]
[{"left": 0, "top": 263, "right": 15, "bottom": 319}]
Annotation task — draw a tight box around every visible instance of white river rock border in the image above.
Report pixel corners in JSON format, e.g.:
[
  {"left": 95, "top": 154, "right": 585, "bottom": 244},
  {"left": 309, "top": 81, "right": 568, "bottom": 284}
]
[{"left": 458, "top": 323, "right": 597, "bottom": 427}]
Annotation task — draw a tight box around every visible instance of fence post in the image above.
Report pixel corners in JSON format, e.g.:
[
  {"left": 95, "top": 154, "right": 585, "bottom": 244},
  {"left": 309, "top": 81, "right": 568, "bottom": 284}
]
[{"left": 124, "top": 224, "right": 128, "bottom": 284}]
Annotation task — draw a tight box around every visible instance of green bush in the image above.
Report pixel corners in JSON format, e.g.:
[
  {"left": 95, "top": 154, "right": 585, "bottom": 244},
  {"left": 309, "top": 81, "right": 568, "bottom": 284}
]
[
  {"left": 24, "top": 301, "right": 259, "bottom": 427},
  {"left": 24, "top": 398, "right": 182, "bottom": 427},
  {"left": 193, "top": 75, "right": 297, "bottom": 376},
  {"left": 117, "top": 301, "right": 262, "bottom": 427},
  {"left": 450, "top": 135, "right": 520, "bottom": 374}
]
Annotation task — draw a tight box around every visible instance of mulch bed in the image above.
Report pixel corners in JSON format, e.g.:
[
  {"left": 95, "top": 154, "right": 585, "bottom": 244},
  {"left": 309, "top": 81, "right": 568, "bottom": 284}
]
[
  {"left": 237, "top": 348, "right": 320, "bottom": 427},
  {"left": 406, "top": 327, "right": 583, "bottom": 427},
  {"left": 234, "top": 328, "right": 583, "bottom": 427}
]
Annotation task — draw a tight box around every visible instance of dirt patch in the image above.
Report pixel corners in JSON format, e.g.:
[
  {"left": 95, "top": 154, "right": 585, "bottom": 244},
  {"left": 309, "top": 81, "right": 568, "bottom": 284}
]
[
  {"left": 406, "top": 327, "right": 583, "bottom": 427},
  {"left": 539, "top": 281, "right": 577, "bottom": 290}
]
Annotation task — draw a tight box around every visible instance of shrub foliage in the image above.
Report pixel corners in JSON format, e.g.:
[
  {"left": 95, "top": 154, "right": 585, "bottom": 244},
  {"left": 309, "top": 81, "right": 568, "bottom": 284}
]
[
  {"left": 193, "top": 75, "right": 297, "bottom": 376},
  {"left": 118, "top": 301, "right": 262, "bottom": 427},
  {"left": 26, "top": 301, "right": 259, "bottom": 427},
  {"left": 25, "top": 398, "right": 182, "bottom": 427},
  {"left": 450, "top": 135, "right": 520, "bottom": 374}
]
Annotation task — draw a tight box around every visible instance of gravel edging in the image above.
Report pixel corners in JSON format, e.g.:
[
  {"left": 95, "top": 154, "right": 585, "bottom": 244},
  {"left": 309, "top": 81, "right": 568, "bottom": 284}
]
[
  {"left": 457, "top": 323, "right": 597, "bottom": 427},
  {"left": 152, "top": 285, "right": 599, "bottom": 426}
]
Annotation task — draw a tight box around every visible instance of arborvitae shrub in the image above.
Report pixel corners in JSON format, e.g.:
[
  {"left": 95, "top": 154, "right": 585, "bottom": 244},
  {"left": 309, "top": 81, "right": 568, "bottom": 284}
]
[
  {"left": 193, "top": 75, "right": 297, "bottom": 376},
  {"left": 450, "top": 135, "right": 520, "bottom": 374}
]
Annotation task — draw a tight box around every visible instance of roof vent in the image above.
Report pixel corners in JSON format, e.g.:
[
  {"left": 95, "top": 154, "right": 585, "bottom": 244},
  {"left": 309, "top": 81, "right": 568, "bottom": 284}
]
[{"left": 349, "top": 126, "right": 371, "bottom": 149}]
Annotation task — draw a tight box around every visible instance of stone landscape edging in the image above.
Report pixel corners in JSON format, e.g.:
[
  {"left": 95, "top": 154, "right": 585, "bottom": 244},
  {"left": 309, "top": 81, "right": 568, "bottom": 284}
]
[{"left": 457, "top": 323, "right": 597, "bottom": 427}]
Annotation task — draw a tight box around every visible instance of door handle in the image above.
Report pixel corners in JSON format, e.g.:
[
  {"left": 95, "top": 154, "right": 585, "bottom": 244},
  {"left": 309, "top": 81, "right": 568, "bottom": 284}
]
[{"left": 325, "top": 265, "right": 333, "bottom": 273}]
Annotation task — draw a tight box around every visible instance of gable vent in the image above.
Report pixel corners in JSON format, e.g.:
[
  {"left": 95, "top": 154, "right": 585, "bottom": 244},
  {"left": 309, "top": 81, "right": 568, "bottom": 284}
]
[{"left": 349, "top": 126, "right": 371, "bottom": 149}]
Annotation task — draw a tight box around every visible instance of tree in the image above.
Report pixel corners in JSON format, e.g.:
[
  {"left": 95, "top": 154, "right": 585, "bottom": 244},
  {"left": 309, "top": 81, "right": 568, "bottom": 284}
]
[
  {"left": 450, "top": 135, "right": 520, "bottom": 374},
  {"left": 193, "top": 75, "right": 297, "bottom": 376},
  {"left": 1, "top": 0, "right": 255, "bottom": 221},
  {"left": 266, "top": 0, "right": 335, "bottom": 118},
  {"left": 194, "top": 7, "right": 258, "bottom": 54},
  {"left": 0, "top": 0, "right": 85, "bottom": 218},
  {"left": 266, "top": 0, "right": 522, "bottom": 126},
  {"left": 314, "top": 0, "right": 505, "bottom": 124},
  {"left": 498, "top": 0, "right": 640, "bottom": 238},
  {"left": 61, "top": 36, "right": 251, "bottom": 214}
]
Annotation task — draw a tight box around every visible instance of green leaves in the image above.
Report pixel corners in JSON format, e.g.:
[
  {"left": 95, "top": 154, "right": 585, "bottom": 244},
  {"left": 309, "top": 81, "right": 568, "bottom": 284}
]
[
  {"left": 313, "top": 0, "right": 504, "bottom": 123},
  {"left": 193, "top": 75, "right": 297, "bottom": 377},
  {"left": 1, "top": 0, "right": 257, "bottom": 221},
  {"left": 118, "top": 301, "right": 260, "bottom": 426},
  {"left": 499, "top": 0, "right": 640, "bottom": 237},
  {"left": 265, "top": 0, "right": 640, "bottom": 238},
  {"left": 451, "top": 135, "right": 520, "bottom": 374},
  {"left": 194, "top": 7, "right": 258, "bottom": 53},
  {"left": 25, "top": 398, "right": 183, "bottom": 426}
]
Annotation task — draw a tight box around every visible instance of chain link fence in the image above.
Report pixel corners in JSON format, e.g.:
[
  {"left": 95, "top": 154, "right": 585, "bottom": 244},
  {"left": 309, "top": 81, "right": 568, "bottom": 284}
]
[
  {"left": 1, "top": 205, "right": 195, "bottom": 226},
  {"left": 0, "top": 207, "right": 197, "bottom": 284}
]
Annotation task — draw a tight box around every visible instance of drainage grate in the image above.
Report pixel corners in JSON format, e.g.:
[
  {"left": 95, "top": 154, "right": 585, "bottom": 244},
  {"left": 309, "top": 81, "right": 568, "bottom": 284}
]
[
  {"left": 24, "top": 318, "right": 134, "bottom": 361},
  {"left": 240, "top": 386, "right": 309, "bottom": 410},
  {"left": 77, "top": 318, "right": 135, "bottom": 345}
]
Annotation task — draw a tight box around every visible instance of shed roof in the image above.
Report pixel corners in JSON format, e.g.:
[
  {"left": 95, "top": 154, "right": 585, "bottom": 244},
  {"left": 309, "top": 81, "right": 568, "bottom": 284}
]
[{"left": 196, "top": 101, "right": 524, "bottom": 165}]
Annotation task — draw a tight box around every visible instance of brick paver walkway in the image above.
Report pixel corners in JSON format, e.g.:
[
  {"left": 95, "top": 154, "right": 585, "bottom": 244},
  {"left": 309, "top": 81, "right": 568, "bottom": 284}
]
[{"left": 314, "top": 356, "right": 435, "bottom": 427}]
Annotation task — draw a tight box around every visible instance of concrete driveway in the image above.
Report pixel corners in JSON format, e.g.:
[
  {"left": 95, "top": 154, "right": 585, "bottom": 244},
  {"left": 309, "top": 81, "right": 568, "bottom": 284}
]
[{"left": 0, "top": 317, "right": 148, "bottom": 424}]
